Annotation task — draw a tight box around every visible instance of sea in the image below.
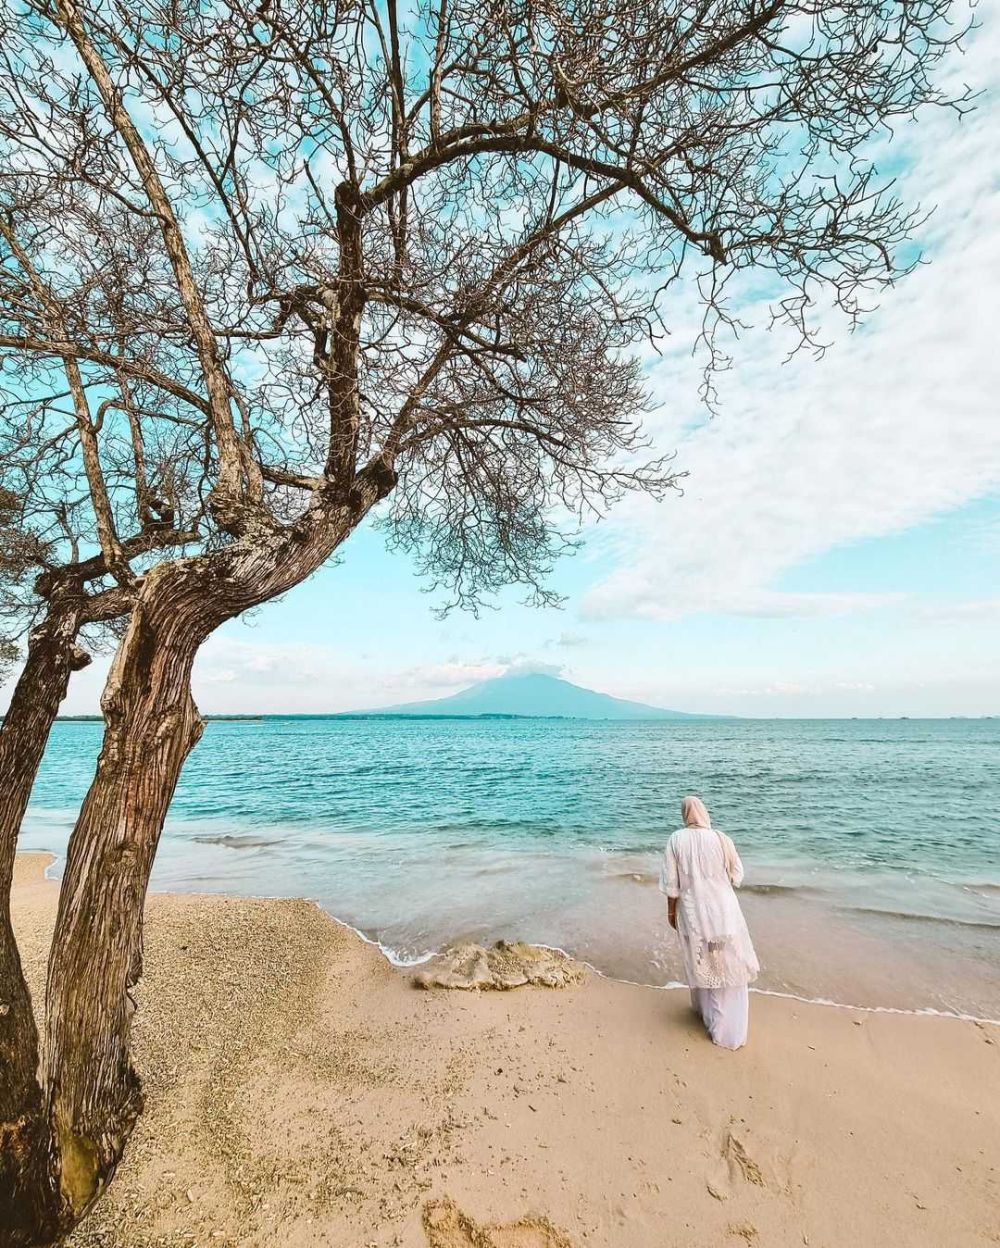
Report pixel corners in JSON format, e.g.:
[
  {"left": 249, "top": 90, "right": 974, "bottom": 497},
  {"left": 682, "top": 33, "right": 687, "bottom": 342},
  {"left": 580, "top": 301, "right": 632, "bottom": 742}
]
[{"left": 19, "top": 716, "right": 1000, "bottom": 1021}]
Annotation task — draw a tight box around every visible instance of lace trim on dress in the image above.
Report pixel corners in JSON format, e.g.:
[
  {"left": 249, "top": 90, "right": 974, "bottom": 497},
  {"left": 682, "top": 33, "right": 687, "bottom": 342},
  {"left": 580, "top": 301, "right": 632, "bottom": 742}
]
[{"left": 694, "top": 933, "right": 756, "bottom": 989}]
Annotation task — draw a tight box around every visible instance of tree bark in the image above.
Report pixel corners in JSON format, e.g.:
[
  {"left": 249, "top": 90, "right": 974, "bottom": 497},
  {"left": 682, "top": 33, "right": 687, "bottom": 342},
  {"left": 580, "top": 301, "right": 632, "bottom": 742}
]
[
  {"left": 5, "top": 475, "right": 394, "bottom": 1243},
  {"left": 0, "top": 593, "right": 91, "bottom": 1243},
  {"left": 39, "top": 562, "right": 213, "bottom": 1227}
]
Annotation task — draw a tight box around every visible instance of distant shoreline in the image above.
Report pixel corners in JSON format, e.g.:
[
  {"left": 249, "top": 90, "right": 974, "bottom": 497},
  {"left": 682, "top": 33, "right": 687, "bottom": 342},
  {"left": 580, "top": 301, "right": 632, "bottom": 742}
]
[{"left": 46, "top": 712, "right": 996, "bottom": 722}]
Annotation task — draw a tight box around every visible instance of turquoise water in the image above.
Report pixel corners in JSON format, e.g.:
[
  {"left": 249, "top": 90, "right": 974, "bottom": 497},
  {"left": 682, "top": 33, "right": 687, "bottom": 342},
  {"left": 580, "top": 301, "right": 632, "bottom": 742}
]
[{"left": 20, "top": 717, "right": 1000, "bottom": 1018}]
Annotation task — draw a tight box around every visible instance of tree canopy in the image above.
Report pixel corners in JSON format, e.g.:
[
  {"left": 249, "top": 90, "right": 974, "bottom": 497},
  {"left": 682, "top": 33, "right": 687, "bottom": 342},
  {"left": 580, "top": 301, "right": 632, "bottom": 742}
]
[{"left": 1, "top": 0, "right": 968, "bottom": 615}]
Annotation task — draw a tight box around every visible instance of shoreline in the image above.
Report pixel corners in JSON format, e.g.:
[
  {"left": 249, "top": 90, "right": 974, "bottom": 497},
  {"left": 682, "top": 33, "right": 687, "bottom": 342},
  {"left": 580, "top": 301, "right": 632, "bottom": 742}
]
[
  {"left": 13, "top": 851, "right": 1000, "bottom": 1248},
  {"left": 33, "top": 848, "right": 1000, "bottom": 1026}
]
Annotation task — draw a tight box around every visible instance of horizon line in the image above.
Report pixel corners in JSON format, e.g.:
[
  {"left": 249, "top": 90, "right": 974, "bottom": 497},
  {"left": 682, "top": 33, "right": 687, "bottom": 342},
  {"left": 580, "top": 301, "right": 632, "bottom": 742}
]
[{"left": 45, "top": 712, "right": 998, "bottom": 722}]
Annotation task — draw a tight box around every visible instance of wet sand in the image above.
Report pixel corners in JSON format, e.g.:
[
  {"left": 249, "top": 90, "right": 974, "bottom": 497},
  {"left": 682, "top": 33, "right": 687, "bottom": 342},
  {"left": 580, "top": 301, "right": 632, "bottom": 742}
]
[{"left": 12, "top": 852, "right": 1000, "bottom": 1248}]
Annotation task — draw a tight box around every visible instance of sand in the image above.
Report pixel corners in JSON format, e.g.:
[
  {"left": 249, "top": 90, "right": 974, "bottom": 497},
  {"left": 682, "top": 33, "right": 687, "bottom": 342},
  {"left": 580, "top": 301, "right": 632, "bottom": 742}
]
[{"left": 11, "top": 852, "right": 1000, "bottom": 1248}]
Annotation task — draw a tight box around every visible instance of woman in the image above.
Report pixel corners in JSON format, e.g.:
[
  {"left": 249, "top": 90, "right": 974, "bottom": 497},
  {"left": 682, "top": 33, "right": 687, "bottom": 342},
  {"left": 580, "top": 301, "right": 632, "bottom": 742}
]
[{"left": 660, "top": 796, "right": 759, "bottom": 1049}]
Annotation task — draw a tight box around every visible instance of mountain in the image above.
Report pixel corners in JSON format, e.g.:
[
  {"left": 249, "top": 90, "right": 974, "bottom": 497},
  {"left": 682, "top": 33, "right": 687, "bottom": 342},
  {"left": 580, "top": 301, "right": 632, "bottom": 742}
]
[{"left": 344, "top": 671, "right": 702, "bottom": 720}]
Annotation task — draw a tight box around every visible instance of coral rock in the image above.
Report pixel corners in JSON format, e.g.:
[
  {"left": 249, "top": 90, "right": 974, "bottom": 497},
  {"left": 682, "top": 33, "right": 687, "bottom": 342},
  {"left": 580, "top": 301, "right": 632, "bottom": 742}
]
[{"left": 413, "top": 941, "right": 585, "bottom": 991}]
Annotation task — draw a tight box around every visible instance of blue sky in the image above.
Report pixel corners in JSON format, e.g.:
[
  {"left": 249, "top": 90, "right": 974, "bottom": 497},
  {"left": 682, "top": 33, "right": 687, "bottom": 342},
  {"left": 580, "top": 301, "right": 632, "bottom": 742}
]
[{"left": 11, "top": 13, "right": 1000, "bottom": 719}]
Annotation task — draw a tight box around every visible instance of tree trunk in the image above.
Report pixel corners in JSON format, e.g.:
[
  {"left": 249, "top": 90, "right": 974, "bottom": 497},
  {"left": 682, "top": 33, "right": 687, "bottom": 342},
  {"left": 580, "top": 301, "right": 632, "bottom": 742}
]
[
  {"left": 35, "top": 563, "right": 212, "bottom": 1230},
  {"left": 6, "top": 481, "right": 392, "bottom": 1243},
  {"left": 0, "top": 595, "right": 90, "bottom": 1243}
]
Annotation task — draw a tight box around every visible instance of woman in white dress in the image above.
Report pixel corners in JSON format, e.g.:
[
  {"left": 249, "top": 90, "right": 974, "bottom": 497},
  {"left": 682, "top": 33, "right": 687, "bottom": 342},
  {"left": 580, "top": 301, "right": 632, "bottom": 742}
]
[{"left": 660, "top": 796, "right": 759, "bottom": 1049}]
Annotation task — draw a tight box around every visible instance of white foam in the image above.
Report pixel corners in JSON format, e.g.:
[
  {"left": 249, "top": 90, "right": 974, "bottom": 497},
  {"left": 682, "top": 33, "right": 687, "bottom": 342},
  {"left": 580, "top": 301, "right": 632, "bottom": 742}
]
[
  {"left": 311, "top": 904, "right": 437, "bottom": 967},
  {"left": 747, "top": 986, "right": 1000, "bottom": 1027},
  {"left": 597, "top": 973, "right": 1000, "bottom": 1026},
  {"left": 27, "top": 846, "right": 1000, "bottom": 1026}
]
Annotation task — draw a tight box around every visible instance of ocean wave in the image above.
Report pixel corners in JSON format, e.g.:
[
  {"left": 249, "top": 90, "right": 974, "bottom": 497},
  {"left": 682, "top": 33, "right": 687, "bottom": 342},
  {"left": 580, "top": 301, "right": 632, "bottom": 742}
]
[
  {"left": 608, "top": 870, "right": 660, "bottom": 885},
  {"left": 603, "top": 873, "right": 819, "bottom": 897},
  {"left": 740, "top": 882, "right": 811, "bottom": 896},
  {"left": 192, "top": 834, "right": 282, "bottom": 850},
  {"left": 466, "top": 861, "right": 519, "bottom": 876},
  {"left": 599, "top": 844, "right": 662, "bottom": 856},
  {"left": 843, "top": 905, "right": 1000, "bottom": 932}
]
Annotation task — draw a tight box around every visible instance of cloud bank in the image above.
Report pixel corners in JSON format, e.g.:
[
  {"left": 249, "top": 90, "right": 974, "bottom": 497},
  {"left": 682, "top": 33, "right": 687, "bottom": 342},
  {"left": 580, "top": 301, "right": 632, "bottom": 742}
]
[{"left": 584, "top": 19, "right": 1000, "bottom": 623}]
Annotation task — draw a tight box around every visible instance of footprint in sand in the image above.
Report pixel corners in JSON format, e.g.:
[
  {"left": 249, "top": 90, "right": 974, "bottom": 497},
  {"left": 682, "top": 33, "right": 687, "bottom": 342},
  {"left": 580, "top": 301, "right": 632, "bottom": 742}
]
[
  {"left": 422, "top": 1197, "right": 573, "bottom": 1248},
  {"left": 728, "top": 1222, "right": 759, "bottom": 1244},
  {"left": 706, "top": 1127, "right": 768, "bottom": 1200},
  {"left": 723, "top": 1130, "right": 766, "bottom": 1188}
]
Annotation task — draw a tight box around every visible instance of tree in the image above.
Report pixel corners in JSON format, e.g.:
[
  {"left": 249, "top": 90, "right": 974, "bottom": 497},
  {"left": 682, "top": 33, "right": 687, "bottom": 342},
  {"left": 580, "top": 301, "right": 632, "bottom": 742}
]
[
  {"left": 0, "top": 0, "right": 966, "bottom": 1239},
  {"left": 0, "top": 196, "right": 209, "bottom": 1237},
  {"left": 0, "top": 487, "right": 27, "bottom": 679}
]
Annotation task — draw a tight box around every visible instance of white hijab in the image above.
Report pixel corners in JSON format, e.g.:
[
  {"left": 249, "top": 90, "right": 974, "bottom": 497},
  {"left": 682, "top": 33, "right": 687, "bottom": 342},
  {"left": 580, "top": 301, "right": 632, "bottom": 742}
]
[
  {"left": 681, "top": 795, "right": 712, "bottom": 829},
  {"left": 681, "top": 795, "right": 739, "bottom": 877}
]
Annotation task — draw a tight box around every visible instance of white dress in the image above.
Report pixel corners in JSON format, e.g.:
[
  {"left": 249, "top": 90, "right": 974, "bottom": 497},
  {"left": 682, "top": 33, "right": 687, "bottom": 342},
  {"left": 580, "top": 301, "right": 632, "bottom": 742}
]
[{"left": 659, "top": 825, "right": 759, "bottom": 1049}]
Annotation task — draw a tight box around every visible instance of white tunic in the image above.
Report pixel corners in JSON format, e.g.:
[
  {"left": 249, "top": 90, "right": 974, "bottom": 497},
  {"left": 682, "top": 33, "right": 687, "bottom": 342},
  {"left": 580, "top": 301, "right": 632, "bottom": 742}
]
[{"left": 659, "top": 825, "right": 759, "bottom": 989}]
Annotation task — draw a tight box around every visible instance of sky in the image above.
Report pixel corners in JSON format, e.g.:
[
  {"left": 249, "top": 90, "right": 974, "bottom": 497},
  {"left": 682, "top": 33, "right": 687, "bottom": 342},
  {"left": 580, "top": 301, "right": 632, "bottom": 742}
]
[{"left": 8, "top": 12, "right": 1000, "bottom": 720}]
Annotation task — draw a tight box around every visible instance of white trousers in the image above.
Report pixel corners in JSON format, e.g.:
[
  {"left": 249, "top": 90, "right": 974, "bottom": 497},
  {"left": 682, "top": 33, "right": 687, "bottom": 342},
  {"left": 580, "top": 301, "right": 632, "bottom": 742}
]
[{"left": 690, "top": 985, "right": 749, "bottom": 1050}]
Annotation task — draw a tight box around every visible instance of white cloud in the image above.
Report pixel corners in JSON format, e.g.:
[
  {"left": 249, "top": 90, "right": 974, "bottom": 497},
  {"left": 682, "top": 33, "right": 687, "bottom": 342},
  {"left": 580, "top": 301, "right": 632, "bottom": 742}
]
[
  {"left": 393, "top": 656, "right": 564, "bottom": 688},
  {"left": 713, "top": 679, "right": 878, "bottom": 698},
  {"left": 395, "top": 659, "right": 507, "bottom": 688},
  {"left": 550, "top": 631, "right": 589, "bottom": 648},
  {"left": 0, "top": 633, "right": 578, "bottom": 717},
  {"left": 593, "top": 586, "right": 906, "bottom": 622},
  {"left": 505, "top": 658, "right": 564, "bottom": 676},
  {"left": 584, "top": 18, "right": 1000, "bottom": 624},
  {"left": 177, "top": 639, "right": 566, "bottom": 714},
  {"left": 196, "top": 639, "right": 354, "bottom": 687},
  {"left": 909, "top": 596, "right": 1000, "bottom": 623}
]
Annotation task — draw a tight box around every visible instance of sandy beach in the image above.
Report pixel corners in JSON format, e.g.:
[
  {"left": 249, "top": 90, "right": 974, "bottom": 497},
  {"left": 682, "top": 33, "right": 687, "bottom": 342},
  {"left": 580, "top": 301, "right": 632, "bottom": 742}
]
[{"left": 12, "top": 852, "right": 1000, "bottom": 1248}]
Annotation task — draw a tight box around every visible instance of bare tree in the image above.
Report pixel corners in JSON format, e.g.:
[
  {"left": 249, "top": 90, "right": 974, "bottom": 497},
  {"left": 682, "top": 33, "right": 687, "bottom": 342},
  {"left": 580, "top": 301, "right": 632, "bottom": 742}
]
[
  {"left": 0, "top": 189, "right": 211, "bottom": 1236},
  {"left": 0, "top": 0, "right": 967, "bottom": 1238},
  {"left": 0, "top": 487, "right": 29, "bottom": 683}
]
